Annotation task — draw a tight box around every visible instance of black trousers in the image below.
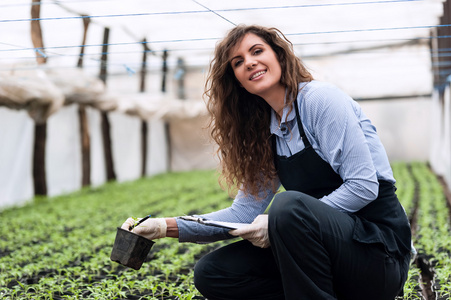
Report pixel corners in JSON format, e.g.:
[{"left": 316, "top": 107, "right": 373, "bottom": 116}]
[{"left": 194, "top": 191, "right": 411, "bottom": 300}]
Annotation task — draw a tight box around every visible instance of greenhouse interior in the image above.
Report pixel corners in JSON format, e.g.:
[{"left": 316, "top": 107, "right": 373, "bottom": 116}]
[{"left": 1, "top": 0, "right": 451, "bottom": 299}]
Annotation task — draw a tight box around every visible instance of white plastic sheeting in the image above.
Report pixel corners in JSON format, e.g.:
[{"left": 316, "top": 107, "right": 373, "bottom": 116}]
[
  {"left": 0, "top": 70, "right": 65, "bottom": 124},
  {"left": 0, "top": 65, "right": 208, "bottom": 121},
  {"left": 359, "top": 98, "right": 431, "bottom": 161},
  {"left": 0, "top": 104, "right": 193, "bottom": 210},
  {"left": 0, "top": 0, "right": 447, "bottom": 209},
  {"left": 0, "top": 63, "right": 217, "bottom": 210},
  {"left": 1, "top": 0, "right": 445, "bottom": 68},
  {"left": 429, "top": 86, "right": 451, "bottom": 189},
  {"left": 169, "top": 115, "right": 218, "bottom": 172},
  {"left": 0, "top": 109, "right": 34, "bottom": 208},
  {"left": 46, "top": 68, "right": 106, "bottom": 105},
  {"left": 113, "top": 93, "right": 208, "bottom": 121},
  {"left": 0, "top": 96, "right": 432, "bottom": 210}
]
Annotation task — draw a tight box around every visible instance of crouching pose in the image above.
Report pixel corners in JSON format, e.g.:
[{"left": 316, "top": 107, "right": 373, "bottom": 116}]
[{"left": 122, "top": 24, "right": 413, "bottom": 300}]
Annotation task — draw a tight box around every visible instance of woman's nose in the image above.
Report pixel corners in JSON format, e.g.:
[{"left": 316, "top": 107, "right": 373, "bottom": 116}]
[{"left": 246, "top": 60, "right": 256, "bottom": 70}]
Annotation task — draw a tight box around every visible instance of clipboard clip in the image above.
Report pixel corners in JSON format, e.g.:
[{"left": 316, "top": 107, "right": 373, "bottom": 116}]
[
  {"left": 178, "top": 215, "right": 247, "bottom": 230},
  {"left": 178, "top": 215, "right": 207, "bottom": 224}
]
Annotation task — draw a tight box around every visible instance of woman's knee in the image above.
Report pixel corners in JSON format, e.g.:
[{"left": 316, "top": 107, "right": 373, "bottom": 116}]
[
  {"left": 269, "top": 191, "right": 320, "bottom": 235},
  {"left": 193, "top": 253, "right": 214, "bottom": 296},
  {"left": 270, "top": 191, "right": 312, "bottom": 219}
]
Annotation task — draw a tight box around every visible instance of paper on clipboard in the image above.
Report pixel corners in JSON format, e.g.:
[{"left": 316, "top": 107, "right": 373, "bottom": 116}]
[
  {"left": 201, "top": 220, "right": 249, "bottom": 230},
  {"left": 178, "top": 216, "right": 249, "bottom": 230}
]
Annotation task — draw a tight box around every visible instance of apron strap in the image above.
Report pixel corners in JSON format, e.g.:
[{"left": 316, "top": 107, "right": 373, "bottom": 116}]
[{"left": 293, "top": 99, "right": 311, "bottom": 148}]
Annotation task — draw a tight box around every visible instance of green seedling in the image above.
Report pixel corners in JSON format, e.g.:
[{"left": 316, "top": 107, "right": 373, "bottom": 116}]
[{"left": 1, "top": 166, "right": 449, "bottom": 299}]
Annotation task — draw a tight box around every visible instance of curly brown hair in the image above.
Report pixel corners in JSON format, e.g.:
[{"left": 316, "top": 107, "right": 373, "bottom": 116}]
[{"left": 205, "top": 24, "right": 313, "bottom": 198}]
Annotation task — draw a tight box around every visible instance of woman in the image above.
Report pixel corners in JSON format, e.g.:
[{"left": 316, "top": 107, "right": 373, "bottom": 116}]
[{"left": 122, "top": 25, "right": 413, "bottom": 300}]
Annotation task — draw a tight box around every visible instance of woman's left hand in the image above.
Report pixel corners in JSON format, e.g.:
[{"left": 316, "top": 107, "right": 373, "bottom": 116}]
[{"left": 229, "top": 214, "right": 270, "bottom": 248}]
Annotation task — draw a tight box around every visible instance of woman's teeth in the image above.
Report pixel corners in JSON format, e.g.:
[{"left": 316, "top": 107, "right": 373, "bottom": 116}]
[{"left": 250, "top": 71, "right": 266, "bottom": 80}]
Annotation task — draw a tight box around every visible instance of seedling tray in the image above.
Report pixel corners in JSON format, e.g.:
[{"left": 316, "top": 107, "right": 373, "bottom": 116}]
[{"left": 110, "top": 227, "right": 154, "bottom": 270}]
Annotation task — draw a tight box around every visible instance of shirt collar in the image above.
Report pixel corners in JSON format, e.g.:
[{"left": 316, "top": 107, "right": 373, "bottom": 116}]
[{"left": 270, "top": 101, "right": 297, "bottom": 135}]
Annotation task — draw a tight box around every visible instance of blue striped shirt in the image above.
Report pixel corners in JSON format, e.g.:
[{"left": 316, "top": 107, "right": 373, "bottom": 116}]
[{"left": 176, "top": 80, "right": 395, "bottom": 243}]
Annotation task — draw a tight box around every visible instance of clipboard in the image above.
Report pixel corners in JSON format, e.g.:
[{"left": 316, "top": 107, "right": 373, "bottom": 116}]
[{"left": 178, "top": 216, "right": 249, "bottom": 230}]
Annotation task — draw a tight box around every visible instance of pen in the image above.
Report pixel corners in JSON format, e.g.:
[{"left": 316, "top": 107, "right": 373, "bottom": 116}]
[{"left": 129, "top": 214, "right": 151, "bottom": 231}]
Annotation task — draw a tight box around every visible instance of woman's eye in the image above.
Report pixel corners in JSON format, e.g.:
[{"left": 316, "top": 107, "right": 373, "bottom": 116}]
[
  {"left": 253, "top": 49, "right": 263, "bottom": 55},
  {"left": 234, "top": 60, "right": 243, "bottom": 67}
]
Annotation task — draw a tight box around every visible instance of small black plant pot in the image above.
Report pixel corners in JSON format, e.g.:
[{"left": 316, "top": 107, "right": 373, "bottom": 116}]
[{"left": 110, "top": 227, "right": 155, "bottom": 270}]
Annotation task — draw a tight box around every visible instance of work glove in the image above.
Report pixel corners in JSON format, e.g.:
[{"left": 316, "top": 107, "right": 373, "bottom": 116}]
[
  {"left": 229, "top": 214, "right": 270, "bottom": 248},
  {"left": 121, "top": 217, "right": 167, "bottom": 240}
]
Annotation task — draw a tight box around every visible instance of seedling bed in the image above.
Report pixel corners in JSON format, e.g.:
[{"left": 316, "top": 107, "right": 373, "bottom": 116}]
[
  {"left": 392, "top": 162, "right": 451, "bottom": 299},
  {"left": 1, "top": 164, "right": 450, "bottom": 299},
  {"left": 0, "top": 171, "right": 229, "bottom": 299}
]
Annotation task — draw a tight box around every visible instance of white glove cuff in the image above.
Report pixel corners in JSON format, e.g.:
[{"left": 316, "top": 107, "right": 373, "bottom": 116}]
[{"left": 156, "top": 218, "right": 168, "bottom": 239}]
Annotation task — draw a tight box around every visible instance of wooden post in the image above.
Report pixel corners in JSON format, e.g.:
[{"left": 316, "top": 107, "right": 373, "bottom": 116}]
[
  {"left": 99, "top": 28, "right": 109, "bottom": 83},
  {"left": 438, "top": 5, "right": 447, "bottom": 86},
  {"left": 430, "top": 27, "right": 439, "bottom": 88},
  {"left": 445, "top": 1, "right": 451, "bottom": 85},
  {"left": 175, "top": 57, "right": 186, "bottom": 100},
  {"left": 31, "top": 0, "right": 46, "bottom": 65},
  {"left": 33, "top": 123, "right": 47, "bottom": 196},
  {"left": 140, "top": 38, "right": 149, "bottom": 177},
  {"left": 99, "top": 27, "right": 116, "bottom": 181},
  {"left": 78, "top": 106, "right": 91, "bottom": 186},
  {"left": 161, "top": 50, "right": 171, "bottom": 172},
  {"left": 77, "top": 15, "right": 90, "bottom": 68},
  {"left": 140, "top": 39, "right": 148, "bottom": 93},
  {"left": 161, "top": 50, "right": 168, "bottom": 93},
  {"left": 31, "top": 0, "right": 47, "bottom": 196},
  {"left": 77, "top": 15, "right": 91, "bottom": 187}
]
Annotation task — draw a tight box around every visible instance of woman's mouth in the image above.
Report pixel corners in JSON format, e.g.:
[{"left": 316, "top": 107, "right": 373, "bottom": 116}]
[{"left": 249, "top": 70, "right": 266, "bottom": 80}]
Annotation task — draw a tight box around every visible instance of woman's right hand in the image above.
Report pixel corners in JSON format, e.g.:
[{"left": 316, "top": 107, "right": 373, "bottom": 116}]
[
  {"left": 229, "top": 214, "right": 270, "bottom": 248},
  {"left": 121, "top": 217, "right": 167, "bottom": 240}
]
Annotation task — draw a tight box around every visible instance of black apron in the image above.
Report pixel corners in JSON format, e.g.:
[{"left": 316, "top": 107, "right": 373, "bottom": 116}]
[{"left": 272, "top": 99, "right": 411, "bottom": 258}]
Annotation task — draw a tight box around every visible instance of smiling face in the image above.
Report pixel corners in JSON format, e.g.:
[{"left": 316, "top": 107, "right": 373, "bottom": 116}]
[{"left": 229, "top": 33, "right": 284, "bottom": 102}]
